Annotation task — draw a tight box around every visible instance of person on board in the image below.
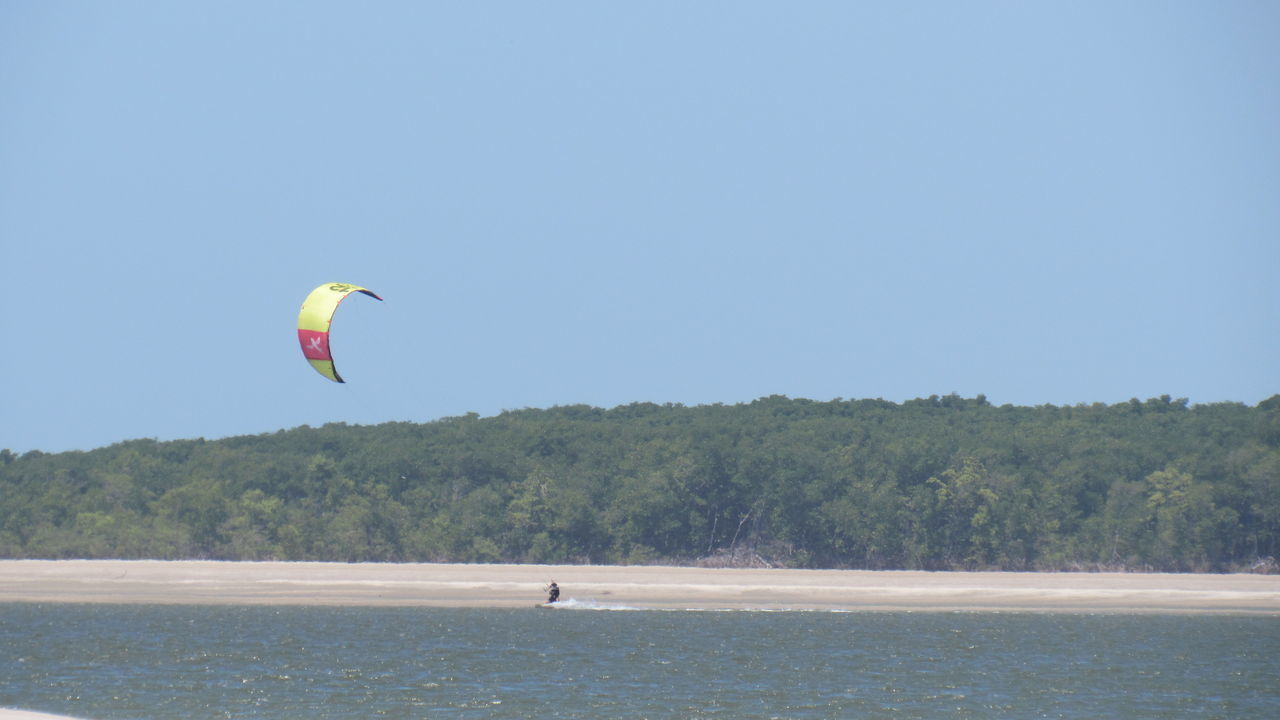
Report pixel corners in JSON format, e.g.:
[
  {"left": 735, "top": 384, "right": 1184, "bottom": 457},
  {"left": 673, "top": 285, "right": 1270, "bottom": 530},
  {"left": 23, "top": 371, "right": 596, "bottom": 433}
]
[{"left": 546, "top": 582, "right": 560, "bottom": 604}]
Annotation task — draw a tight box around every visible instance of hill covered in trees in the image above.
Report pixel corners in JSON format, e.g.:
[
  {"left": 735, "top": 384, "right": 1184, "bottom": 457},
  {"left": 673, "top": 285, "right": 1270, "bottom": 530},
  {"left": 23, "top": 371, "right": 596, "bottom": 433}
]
[{"left": 2, "top": 395, "right": 1278, "bottom": 572}]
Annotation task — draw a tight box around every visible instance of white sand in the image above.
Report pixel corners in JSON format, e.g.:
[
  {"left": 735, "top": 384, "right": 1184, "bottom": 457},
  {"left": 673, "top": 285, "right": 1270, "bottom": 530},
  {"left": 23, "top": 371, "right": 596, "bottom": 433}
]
[{"left": 2, "top": 560, "right": 1278, "bottom": 614}]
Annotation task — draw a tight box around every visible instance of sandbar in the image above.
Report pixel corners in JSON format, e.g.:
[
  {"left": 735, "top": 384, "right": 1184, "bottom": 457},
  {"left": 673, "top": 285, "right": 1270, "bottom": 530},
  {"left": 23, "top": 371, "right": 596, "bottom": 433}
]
[{"left": 1, "top": 560, "right": 1277, "bottom": 614}]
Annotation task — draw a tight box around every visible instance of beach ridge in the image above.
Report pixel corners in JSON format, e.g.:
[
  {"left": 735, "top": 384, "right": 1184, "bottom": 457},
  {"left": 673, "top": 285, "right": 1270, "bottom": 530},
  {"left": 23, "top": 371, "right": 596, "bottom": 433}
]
[{"left": 2, "top": 560, "right": 1277, "bottom": 614}]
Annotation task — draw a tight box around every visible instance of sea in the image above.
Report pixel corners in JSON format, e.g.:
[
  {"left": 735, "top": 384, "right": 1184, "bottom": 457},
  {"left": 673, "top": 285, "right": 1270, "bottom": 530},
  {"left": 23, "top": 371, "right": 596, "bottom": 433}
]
[{"left": 1, "top": 601, "right": 1277, "bottom": 719}]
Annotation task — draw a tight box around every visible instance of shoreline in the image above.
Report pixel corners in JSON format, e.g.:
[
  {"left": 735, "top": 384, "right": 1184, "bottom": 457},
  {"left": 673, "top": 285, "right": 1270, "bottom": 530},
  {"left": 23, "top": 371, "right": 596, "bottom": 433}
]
[{"left": 2, "top": 560, "right": 1278, "bottom": 614}]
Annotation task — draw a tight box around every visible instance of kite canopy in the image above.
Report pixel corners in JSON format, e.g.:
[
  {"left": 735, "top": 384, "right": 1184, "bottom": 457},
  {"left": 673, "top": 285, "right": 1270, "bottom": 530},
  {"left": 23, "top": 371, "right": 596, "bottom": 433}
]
[{"left": 297, "top": 282, "right": 383, "bottom": 383}]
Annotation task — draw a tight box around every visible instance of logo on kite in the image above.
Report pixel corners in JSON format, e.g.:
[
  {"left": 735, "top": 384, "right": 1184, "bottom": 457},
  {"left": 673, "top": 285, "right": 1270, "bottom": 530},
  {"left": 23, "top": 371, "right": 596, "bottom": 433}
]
[{"left": 296, "top": 282, "right": 383, "bottom": 383}]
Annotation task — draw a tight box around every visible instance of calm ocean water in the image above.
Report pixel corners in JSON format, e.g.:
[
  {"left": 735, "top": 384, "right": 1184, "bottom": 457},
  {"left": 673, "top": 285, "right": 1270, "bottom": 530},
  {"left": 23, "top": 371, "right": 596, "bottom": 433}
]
[{"left": 1, "top": 603, "right": 1277, "bottom": 719}]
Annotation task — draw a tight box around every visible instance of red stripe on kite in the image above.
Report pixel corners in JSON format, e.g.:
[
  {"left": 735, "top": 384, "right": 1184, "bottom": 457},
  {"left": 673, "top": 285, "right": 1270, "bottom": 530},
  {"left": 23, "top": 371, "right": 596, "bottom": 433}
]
[{"left": 298, "top": 329, "right": 332, "bottom": 361}]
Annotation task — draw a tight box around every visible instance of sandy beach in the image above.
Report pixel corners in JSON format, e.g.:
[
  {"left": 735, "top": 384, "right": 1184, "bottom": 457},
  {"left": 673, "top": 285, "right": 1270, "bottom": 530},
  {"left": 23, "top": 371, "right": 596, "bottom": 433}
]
[{"left": 2, "top": 559, "right": 1277, "bottom": 615}]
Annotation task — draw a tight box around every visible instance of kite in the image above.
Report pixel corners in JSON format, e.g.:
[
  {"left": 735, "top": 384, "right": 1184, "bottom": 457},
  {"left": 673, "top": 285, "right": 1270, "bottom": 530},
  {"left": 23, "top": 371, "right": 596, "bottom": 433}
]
[{"left": 297, "top": 282, "right": 383, "bottom": 382}]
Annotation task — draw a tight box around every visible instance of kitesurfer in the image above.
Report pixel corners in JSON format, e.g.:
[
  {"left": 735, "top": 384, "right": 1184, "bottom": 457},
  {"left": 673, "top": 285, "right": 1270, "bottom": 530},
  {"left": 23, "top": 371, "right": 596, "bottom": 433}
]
[{"left": 546, "top": 582, "right": 560, "bottom": 604}]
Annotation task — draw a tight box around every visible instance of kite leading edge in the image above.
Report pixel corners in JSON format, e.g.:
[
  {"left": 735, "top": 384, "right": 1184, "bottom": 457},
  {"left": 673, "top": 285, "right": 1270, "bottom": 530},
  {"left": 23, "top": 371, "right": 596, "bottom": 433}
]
[{"left": 297, "top": 282, "right": 383, "bottom": 383}]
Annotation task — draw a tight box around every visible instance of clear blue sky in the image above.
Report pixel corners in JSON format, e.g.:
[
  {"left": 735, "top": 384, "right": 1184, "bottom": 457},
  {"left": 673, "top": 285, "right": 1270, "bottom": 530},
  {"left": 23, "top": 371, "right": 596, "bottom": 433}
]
[{"left": 2, "top": 1, "right": 1277, "bottom": 454}]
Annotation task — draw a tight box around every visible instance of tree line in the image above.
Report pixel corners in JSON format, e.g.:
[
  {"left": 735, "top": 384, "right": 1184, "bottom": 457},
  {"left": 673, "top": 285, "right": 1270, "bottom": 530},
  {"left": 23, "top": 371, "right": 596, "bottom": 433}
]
[{"left": 2, "top": 394, "right": 1278, "bottom": 572}]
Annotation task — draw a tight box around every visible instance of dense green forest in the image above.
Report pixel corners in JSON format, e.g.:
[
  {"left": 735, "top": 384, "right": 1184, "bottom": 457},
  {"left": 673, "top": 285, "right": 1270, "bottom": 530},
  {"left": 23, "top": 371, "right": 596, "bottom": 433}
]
[{"left": 2, "top": 395, "right": 1278, "bottom": 572}]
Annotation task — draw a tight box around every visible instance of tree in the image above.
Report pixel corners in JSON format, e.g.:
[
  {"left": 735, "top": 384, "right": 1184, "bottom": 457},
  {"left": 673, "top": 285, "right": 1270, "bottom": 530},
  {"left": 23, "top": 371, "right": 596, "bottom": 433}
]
[{"left": 1144, "top": 465, "right": 1237, "bottom": 570}]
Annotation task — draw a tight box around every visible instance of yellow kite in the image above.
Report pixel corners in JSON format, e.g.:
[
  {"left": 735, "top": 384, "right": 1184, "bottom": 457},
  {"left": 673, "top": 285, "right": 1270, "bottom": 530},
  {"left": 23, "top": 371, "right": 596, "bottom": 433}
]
[{"left": 296, "top": 283, "right": 383, "bottom": 382}]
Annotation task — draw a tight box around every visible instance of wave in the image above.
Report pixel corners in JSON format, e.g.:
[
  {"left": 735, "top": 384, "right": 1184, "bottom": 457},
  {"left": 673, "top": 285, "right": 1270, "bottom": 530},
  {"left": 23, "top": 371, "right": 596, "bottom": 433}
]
[{"left": 545, "top": 598, "right": 853, "bottom": 613}]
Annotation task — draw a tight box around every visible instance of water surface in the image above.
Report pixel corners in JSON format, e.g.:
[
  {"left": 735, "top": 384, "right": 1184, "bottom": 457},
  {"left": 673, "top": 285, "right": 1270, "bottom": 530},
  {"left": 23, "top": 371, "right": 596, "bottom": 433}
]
[{"left": 2, "top": 604, "right": 1277, "bottom": 718}]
